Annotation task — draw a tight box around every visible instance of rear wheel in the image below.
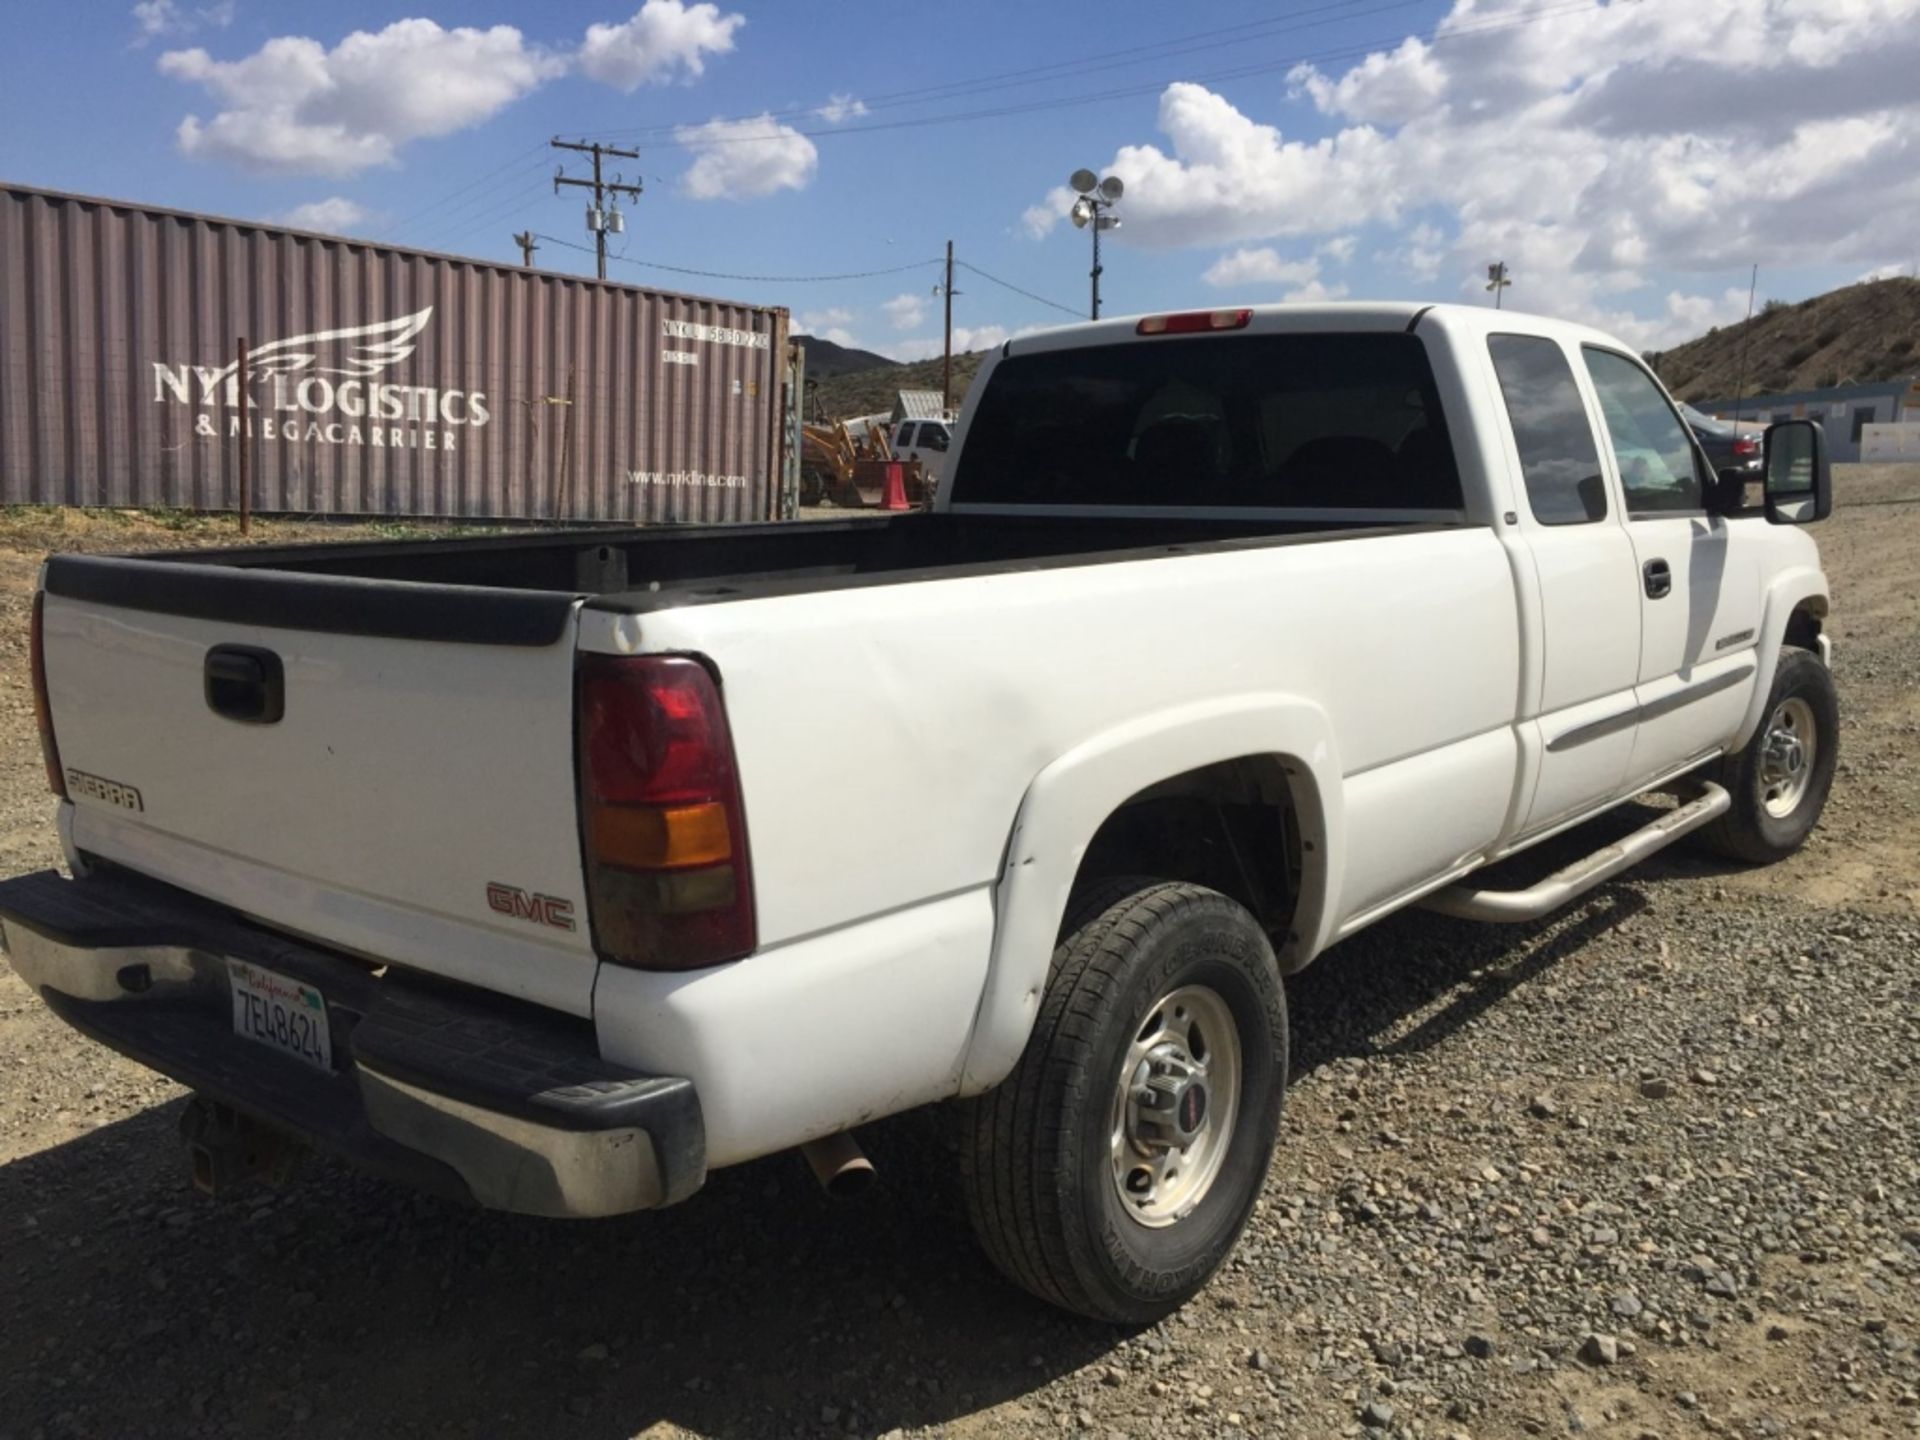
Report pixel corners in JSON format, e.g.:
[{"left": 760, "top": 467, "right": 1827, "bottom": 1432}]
[
  {"left": 957, "top": 880, "right": 1288, "bottom": 1323},
  {"left": 1696, "top": 647, "right": 1839, "bottom": 863}
]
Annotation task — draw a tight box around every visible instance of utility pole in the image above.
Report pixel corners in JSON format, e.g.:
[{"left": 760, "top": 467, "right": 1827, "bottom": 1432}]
[
  {"left": 943, "top": 241, "right": 954, "bottom": 412},
  {"left": 551, "top": 139, "right": 642, "bottom": 280},
  {"left": 512, "top": 230, "right": 539, "bottom": 268},
  {"left": 1730, "top": 264, "right": 1759, "bottom": 426}
]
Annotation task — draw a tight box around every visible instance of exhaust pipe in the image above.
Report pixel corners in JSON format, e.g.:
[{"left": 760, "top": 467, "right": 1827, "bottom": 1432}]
[{"left": 800, "top": 1131, "right": 875, "bottom": 1196}]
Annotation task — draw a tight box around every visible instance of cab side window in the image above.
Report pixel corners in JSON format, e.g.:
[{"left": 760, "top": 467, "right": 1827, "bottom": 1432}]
[
  {"left": 1582, "top": 348, "right": 1706, "bottom": 514},
  {"left": 896, "top": 423, "right": 918, "bottom": 449},
  {"left": 1488, "top": 334, "right": 1607, "bottom": 524},
  {"left": 921, "top": 424, "right": 950, "bottom": 453}
]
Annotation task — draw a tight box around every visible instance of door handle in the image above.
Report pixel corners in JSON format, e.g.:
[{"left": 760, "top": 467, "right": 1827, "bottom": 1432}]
[
  {"left": 205, "top": 645, "right": 285, "bottom": 724},
  {"left": 1643, "top": 559, "right": 1672, "bottom": 599}
]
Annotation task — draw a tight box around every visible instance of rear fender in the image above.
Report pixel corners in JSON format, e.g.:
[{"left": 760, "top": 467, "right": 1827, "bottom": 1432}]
[{"left": 957, "top": 693, "right": 1341, "bottom": 1095}]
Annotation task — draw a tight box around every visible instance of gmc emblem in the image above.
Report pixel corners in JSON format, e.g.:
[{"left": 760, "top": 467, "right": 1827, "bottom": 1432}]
[{"left": 485, "top": 882, "right": 577, "bottom": 932}]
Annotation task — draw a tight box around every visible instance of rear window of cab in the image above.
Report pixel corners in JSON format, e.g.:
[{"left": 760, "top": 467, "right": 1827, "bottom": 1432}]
[{"left": 947, "top": 333, "right": 1462, "bottom": 510}]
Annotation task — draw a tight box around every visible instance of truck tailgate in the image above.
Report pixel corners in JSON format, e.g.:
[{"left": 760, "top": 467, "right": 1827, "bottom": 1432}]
[{"left": 37, "top": 558, "right": 597, "bottom": 1016}]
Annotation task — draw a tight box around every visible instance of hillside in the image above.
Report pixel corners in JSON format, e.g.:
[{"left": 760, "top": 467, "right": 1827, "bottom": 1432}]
[
  {"left": 1650, "top": 276, "right": 1920, "bottom": 402},
  {"left": 794, "top": 333, "right": 895, "bottom": 380},
  {"left": 811, "top": 349, "right": 991, "bottom": 421}
]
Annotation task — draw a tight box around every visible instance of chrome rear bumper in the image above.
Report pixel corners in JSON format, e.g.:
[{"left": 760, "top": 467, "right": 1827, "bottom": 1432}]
[{"left": 0, "top": 868, "right": 704, "bottom": 1218}]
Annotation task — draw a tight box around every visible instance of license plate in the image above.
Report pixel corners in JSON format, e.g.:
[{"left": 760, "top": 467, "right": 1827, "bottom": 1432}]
[{"left": 228, "top": 960, "right": 332, "bottom": 1072}]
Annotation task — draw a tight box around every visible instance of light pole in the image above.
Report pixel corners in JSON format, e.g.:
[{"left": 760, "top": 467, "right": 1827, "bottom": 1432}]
[
  {"left": 1069, "top": 169, "right": 1124, "bottom": 319},
  {"left": 1486, "top": 261, "right": 1512, "bottom": 309}
]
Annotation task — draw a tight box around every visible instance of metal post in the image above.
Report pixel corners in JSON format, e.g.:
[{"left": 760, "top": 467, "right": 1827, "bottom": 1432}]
[
  {"left": 236, "top": 336, "right": 250, "bottom": 536},
  {"left": 942, "top": 240, "right": 954, "bottom": 412},
  {"left": 1091, "top": 218, "right": 1102, "bottom": 321}
]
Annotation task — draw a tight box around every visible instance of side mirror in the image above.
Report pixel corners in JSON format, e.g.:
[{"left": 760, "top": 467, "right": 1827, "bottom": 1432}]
[{"left": 1763, "top": 419, "right": 1831, "bottom": 524}]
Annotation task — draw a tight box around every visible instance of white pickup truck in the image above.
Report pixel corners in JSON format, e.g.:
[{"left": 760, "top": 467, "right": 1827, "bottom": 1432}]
[{"left": 3, "top": 302, "right": 1838, "bottom": 1324}]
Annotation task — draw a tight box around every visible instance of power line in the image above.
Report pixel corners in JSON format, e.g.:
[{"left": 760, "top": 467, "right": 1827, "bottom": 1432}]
[
  {"left": 568, "top": 0, "right": 1637, "bottom": 148},
  {"left": 955, "top": 260, "right": 1081, "bottom": 318},
  {"left": 579, "top": 0, "right": 1426, "bottom": 142},
  {"left": 375, "top": 141, "right": 550, "bottom": 240},
  {"left": 534, "top": 233, "right": 943, "bottom": 284},
  {"left": 405, "top": 172, "right": 554, "bottom": 255}
]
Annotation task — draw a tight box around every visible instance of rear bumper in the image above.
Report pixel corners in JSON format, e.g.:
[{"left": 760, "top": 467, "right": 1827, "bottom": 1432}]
[{"left": 0, "top": 868, "right": 704, "bottom": 1218}]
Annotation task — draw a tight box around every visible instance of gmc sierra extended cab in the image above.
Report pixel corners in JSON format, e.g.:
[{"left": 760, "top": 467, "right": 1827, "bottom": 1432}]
[{"left": 2, "top": 303, "right": 1838, "bottom": 1324}]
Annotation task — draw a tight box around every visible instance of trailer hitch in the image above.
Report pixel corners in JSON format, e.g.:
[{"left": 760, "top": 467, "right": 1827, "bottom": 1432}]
[{"left": 179, "top": 1097, "right": 303, "bottom": 1196}]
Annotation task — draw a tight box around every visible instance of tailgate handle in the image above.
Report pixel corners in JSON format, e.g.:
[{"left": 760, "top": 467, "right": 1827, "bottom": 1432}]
[{"left": 204, "top": 646, "right": 285, "bottom": 725}]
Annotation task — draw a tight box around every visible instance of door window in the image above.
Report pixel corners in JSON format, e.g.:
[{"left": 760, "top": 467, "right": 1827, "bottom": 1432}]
[
  {"left": 920, "top": 424, "right": 951, "bottom": 453},
  {"left": 1582, "top": 348, "right": 1706, "bottom": 514},
  {"left": 1488, "top": 335, "right": 1607, "bottom": 524}
]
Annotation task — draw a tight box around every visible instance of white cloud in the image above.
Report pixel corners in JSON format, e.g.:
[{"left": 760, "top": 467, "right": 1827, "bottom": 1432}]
[
  {"left": 133, "top": 1, "right": 182, "bottom": 38},
  {"left": 1282, "top": 279, "right": 1350, "bottom": 304},
  {"left": 885, "top": 322, "right": 1059, "bottom": 362},
  {"left": 882, "top": 293, "right": 926, "bottom": 330},
  {"left": 160, "top": 21, "right": 564, "bottom": 176},
  {"left": 277, "top": 197, "right": 371, "bottom": 232},
  {"left": 1021, "top": 83, "right": 1400, "bottom": 248},
  {"left": 1022, "top": 193, "right": 1071, "bottom": 240},
  {"left": 1318, "top": 234, "right": 1358, "bottom": 265},
  {"left": 814, "top": 326, "right": 862, "bottom": 349},
  {"left": 132, "top": 0, "right": 233, "bottom": 44},
  {"left": 798, "top": 307, "right": 854, "bottom": 332},
  {"left": 1202, "top": 247, "right": 1319, "bottom": 289},
  {"left": 1023, "top": 0, "right": 1920, "bottom": 346},
  {"left": 579, "top": 0, "right": 743, "bottom": 91},
  {"left": 1860, "top": 261, "right": 1916, "bottom": 281},
  {"left": 1288, "top": 37, "right": 1445, "bottom": 125},
  {"left": 816, "top": 93, "right": 867, "bottom": 124},
  {"left": 674, "top": 113, "right": 818, "bottom": 199}
]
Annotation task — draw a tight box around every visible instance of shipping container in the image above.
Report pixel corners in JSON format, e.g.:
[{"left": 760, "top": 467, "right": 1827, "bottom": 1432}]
[{"left": 0, "top": 183, "right": 790, "bottom": 522}]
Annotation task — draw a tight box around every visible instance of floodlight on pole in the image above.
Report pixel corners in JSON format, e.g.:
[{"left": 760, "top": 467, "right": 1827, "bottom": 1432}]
[
  {"left": 1069, "top": 169, "right": 1125, "bottom": 319},
  {"left": 1486, "top": 260, "right": 1512, "bottom": 309}
]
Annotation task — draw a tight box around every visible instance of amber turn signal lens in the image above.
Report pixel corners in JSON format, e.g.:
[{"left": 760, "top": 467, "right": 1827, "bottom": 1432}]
[{"left": 590, "top": 801, "right": 733, "bottom": 871}]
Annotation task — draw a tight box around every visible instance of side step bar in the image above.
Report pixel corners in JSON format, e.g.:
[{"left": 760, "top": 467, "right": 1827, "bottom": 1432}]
[{"left": 1420, "top": 783, "right": 1730, "bottom": 924}]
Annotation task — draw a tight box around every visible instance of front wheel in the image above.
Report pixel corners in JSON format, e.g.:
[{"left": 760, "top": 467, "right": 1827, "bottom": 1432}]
[
  {"left": 957, "top": 881, "right": 1288, "bottom": 1323},
  {"left": 1696, "top": 647, "right": 1839, "bottom": 863}
]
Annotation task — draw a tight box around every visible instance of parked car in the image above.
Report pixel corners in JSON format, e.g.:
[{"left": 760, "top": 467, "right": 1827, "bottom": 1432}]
[
  {"left": 892, "top": 417, "right": 952, "bottom": 481},
  {"left": 1679, "top": 400, "right": 1763, "bottom": 480},
  {"left": 3, "top": 302, "right": 1837, "bottom": 1324}
]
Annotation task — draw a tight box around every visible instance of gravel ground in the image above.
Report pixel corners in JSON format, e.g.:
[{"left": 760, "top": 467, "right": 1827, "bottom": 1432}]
[{"left": 2, "top": 477, "right": 1917, "bottom": 1440}]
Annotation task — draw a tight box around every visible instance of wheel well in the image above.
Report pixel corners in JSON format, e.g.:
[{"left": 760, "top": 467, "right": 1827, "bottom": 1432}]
[
  {"left": 1784, "top": 601, "right": 1825, "bottom": 652},
  {"left": 1072, "top": 756, "right": 1304, "bottom": 948}
]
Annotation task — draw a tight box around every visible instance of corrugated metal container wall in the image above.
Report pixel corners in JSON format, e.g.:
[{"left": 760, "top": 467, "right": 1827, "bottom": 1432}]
[{"left": 0, "top": 184, "right": 789, "bottom": 521}]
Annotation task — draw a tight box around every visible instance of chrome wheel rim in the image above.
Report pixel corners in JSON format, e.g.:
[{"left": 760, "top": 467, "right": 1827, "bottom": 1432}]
[
  {"left": 1759, "top": 696, "right": 1817, "bottom": 819},
  {"left": 1109, "top": 984, "right": 1241, "bottom": 1228}
]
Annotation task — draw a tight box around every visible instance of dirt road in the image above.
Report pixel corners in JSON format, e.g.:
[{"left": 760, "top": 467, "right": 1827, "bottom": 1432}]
[{"left": 1, "top": 481, "right": 1916, "bottom": 1440}]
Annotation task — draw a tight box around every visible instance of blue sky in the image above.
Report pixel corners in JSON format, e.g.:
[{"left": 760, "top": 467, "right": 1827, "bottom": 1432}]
[{"left": 4, "top": 0, "right": 1917, "bottom": 360}]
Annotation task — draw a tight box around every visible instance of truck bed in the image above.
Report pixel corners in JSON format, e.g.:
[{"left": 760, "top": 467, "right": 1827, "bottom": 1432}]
[{"left": 43, "top": 513, "right": 1445, "bottom": 639}]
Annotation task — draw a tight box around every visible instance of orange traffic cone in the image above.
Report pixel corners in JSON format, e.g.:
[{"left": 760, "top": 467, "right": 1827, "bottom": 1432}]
[{"left": 880, "top": 461, "right": 910, "bottom": 511}]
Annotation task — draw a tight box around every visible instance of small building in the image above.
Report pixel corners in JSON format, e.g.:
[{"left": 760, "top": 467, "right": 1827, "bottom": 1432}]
[
  {"left": 1693, "top": 376, "right": 1920, "bottom": 463},
  {"left": 891, "top": 389, "right": 951, "bottom": 424}
]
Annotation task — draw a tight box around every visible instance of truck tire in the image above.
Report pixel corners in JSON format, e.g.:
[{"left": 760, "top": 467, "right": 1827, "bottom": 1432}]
[
  {"left": 957, "top": 880, "right": 1288, "bottom": 1324},
  {"left": 1696, "top": 647, "right": 1839, "bottom": 864}
]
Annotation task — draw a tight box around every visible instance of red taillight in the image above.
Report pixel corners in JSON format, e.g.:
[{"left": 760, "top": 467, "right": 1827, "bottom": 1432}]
[
  {"left": 578, "top": 655, "right": 754, "bottom": 971},
  {"left": 30, "top": 593, "right": 66, "bottom": 798},
  {"left": 1732, "top": 434, "right": 1759, "bottom": 458},
  {"left": 1136, "top": 308, "right": 1253, "bottom": 335}
]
